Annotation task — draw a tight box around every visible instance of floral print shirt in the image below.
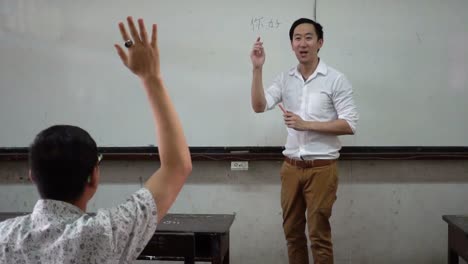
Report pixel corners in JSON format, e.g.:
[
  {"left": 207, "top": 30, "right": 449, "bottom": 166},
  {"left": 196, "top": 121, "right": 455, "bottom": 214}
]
[{"left": 0, "top": 188, "right": 157, "bottom": 264}]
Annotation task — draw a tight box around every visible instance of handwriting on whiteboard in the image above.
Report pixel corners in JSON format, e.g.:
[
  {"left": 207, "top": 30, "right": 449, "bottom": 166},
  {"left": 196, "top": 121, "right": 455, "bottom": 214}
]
[{"left": 251, "top": 17, "right": 281, "bottom": 31}]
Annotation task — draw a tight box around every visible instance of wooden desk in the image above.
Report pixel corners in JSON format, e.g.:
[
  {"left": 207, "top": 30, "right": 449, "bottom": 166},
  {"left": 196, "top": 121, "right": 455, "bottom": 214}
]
[
  {"left": 0, "top": 213, "right": 235, "bottom": 264},
  {"left": 442, "top": 215, "right": 468, "bottom": 264},
  {"left": 139, "top": 214, "right": 235, "bottom": 263}
]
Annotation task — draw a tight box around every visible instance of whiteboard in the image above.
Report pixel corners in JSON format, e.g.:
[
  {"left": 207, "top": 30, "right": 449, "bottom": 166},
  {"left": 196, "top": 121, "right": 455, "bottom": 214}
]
[
  {"left": 0, "top": 0, "right": 467, "bottom": 147},
  {"left": 319, "top": 0, "right": 468, "bottom": 146}
]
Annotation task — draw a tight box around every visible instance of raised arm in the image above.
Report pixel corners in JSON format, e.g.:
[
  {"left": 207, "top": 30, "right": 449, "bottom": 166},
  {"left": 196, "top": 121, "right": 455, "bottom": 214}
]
[
  {"left": 250, "top": 37, "right": 267, "bottom": 112},
  {"left": 115, "top": 17, "right": 192, "bottom": 222}
]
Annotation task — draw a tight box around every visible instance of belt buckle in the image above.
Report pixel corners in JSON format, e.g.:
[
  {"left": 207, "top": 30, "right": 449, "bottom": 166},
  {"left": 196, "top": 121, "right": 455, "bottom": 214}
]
[{"left": 300, "top": 156, "right": 313, "bottom": 168}]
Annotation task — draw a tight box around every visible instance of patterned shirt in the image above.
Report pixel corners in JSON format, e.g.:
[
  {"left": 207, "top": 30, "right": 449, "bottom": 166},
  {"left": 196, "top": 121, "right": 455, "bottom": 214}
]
[{"left": 0, "top": 188, "right": 157, "bottom": 264}]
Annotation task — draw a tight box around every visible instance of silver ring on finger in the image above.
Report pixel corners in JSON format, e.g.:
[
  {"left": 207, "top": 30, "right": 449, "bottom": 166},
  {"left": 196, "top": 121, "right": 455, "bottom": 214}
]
[{"left": 124, "top": 39, "right": 134, "bottom": 48}]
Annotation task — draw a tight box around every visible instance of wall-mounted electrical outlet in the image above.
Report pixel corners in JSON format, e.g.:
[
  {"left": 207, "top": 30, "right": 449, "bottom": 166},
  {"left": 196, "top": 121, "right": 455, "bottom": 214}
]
[{"left": 231, "top": 161, "right": 248, "bottom": 170}]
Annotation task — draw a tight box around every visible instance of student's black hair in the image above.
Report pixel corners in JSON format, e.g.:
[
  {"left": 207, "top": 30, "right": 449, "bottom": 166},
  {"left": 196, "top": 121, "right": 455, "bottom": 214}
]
[{"left": 29, "top": 125, "right": 98, "bottom": 202}]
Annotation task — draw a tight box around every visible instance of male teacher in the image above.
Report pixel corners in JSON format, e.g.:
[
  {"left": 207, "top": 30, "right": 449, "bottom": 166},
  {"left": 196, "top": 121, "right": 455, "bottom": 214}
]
[{"left": 249, "top": 18, "right": 358, "bottom": 264}]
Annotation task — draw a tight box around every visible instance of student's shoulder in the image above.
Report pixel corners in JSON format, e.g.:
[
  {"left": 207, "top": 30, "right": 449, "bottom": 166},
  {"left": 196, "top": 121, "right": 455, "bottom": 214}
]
[
  {"left": 0, "top": 215, "right": 30, "bottom": 235},
  {"left": 94, "top": 188, "right": 156, "bottom": 219}
]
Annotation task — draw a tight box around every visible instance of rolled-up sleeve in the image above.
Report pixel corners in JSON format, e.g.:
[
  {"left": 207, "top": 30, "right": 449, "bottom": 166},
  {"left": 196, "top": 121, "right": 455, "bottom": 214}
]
[
  {"left": 265, "top": 73, "right": 284, "bottom": 111},
  {"left": 97, "top": 188, "right": 158, "bottom": 263},
  {"left": 332, "top": 75, "right": 359, "bottom": 133}
]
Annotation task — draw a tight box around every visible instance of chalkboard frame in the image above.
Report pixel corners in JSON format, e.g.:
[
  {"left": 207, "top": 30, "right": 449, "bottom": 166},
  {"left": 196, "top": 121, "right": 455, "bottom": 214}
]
[{"left": 1, "top": 147, "right": 467, "bottom": 161}]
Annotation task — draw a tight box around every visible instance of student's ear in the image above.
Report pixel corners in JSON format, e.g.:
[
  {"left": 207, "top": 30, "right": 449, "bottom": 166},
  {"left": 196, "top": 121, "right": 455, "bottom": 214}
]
[
  {"left": 88, "top": 166, "right": 100, "bottom": 188},
  {"left": 29, "top": 170, "right": 35, "bottom": 183}
]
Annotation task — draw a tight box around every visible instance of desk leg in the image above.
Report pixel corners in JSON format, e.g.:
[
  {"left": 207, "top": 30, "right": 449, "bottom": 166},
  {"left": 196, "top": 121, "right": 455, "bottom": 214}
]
[
  {"left": 448, "top": 248, "right": 459, "bottom": 264},
  {"left": 222, "top": 249, "right": 229, "bottom": 264},
  {"left": 447, "top": 226, "right": 459, "bottom": 264},
  {"left": 447, "top": 249, "right": 458, "bottom": 264},
  {"left": 212, "top": 236, "right": 222, "bottom": 264},
  {"left": 212, "top": 233, "right": 230, "bottom": 264}
]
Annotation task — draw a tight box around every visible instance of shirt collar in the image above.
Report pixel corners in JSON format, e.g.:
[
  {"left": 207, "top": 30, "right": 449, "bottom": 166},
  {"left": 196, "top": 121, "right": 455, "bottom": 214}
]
[
  {"left": 31, "top": 199, "right": 85, "bottom": 224},
  {"left": 289, "top": 58, "right": 328, "bottom": 78}
]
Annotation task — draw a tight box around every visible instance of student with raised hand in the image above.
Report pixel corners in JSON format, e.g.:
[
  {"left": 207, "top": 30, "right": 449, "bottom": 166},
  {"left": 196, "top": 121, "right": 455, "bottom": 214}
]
[
  {"left": 0, "top": 16, "right": 192, "bottom": 264},
  {"left": 250, "top": 18, "right": 358, "bottom": 264}
]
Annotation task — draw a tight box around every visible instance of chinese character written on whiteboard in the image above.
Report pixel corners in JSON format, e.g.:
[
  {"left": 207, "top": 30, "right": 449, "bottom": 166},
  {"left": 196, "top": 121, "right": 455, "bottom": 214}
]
[{"left": 251, "top": 17, "right": 281, "bottom": 31}]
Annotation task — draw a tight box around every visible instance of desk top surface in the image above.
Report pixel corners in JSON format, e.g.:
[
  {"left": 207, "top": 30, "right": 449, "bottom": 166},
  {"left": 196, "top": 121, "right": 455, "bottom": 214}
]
[
  {"left": 443, "top": 215, "right": 468, "bottom": 234},
  {"left": 0, "top": 213, "right": 235, "bottom": 234},
  {"left": 157, "top": 214, "right": 235, "bottom": 234}
]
